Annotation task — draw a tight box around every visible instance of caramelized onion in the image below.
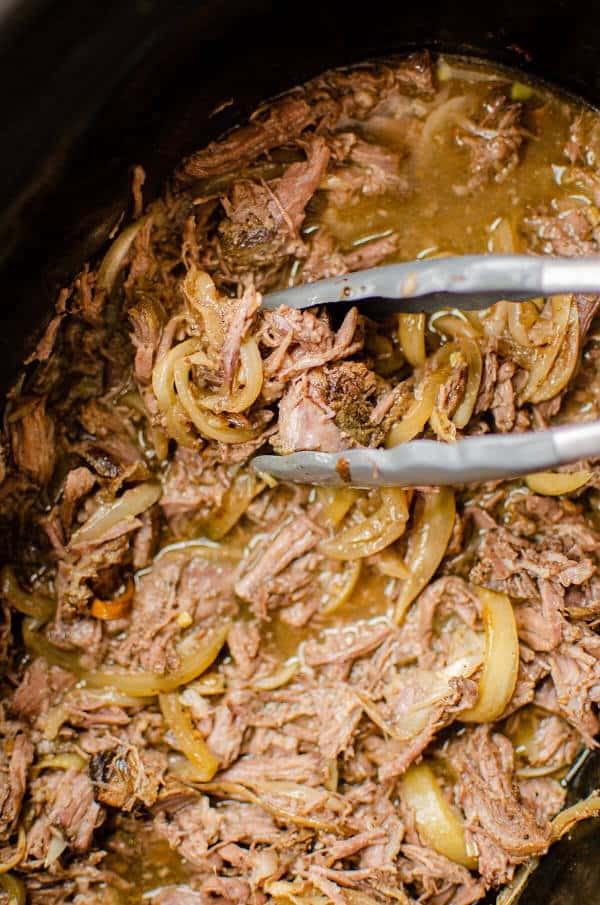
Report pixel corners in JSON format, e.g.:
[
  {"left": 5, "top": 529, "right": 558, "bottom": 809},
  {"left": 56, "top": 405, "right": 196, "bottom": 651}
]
[
  {"left": 433, "top": 311, "right": 481, "bottom": 340},
  {"left": 452, "top": 338, "right": 483, "bottom": 428},
  {"left": 550, "top": 793, "right": 600, "bottom": 841},
  {"left": 320, "top": 489, "right": 409, "bottom": 561},
  {"left": 199, "top": 338, "right": 263, "bottom": 414},
  {"left": 525, "top": 470, "right": 591, "bottom": 496},
  {"left": 519, "top": 296, "right": 572, "bottom": 403},
  {"left": 159, "top": 692, "right": 219, "bottom": 780},
  {"left": 0, "top": 827, "right": 26, "bottom": 874},
  {"left": 527, "top": 301, "right": 580, "bottom": 404},
  {"left": 356, "top": 652, "right": 482, "bottom": 742},
  {"left": 0, "top": 874, "right": 25, "bottom": 905},
  {"left": 0, "top": 566, "right": 54, "bottom": 622},
  {"left": 174, "top": 356, "right": 261, "bottom": 444},
  {"left": 206, "top": 472, "right": 264, "bottom": 541},
  {"left": 417, "top": 96, "right": 475, "bottom": 165},
  {"left": 320, "top": 560, "right": 362, "bottom": 614},
  {"left": 251, "top": 659, "right": 299, "bottom": 691},
  {"left": 386, "top": 344, "right": 458, "bottom": 447},
  {"left": 496, "top": 858, "right": 540, "bottom": 905},
  {"left": 394, "top": 488, "right": 455, "bottom": 624},
  {"left": 398, "top": 313, "right": 426, "bottom": 367},
  {"left": 86, "top": 625, "right": 229, "bottom": 696},
  {"left": 182, "top": 266, "right": 224, "bottom": 347},
  {"left": 22, "top": 618, "right": 81, "bottom": 672},
  {"left": 70, "top": 482, "right": 161, "bottom": 547},
  {"left": 32, "top": 753, "right": 87, "bottom": 777},
  {"left": 96, "top": 216, "right": 149, "bottom": 294},
  {"left": 376, "top": 544, "right": 410, "bottom": 579},
  {"left": 316, "top": 487, "right": 360, "bottom": 528},
  {"left": 23, "top": 617, "right": 228, "bottom": 697},
  {"left": 461, "top": 586, "right": 518, "bottom": 722},
  {"left": 508, "top": 299, "right": 545, "bottom": 347},
  {"left": 385, "top": 371, "right": 443, "bottom": 446},
  {"left": 400, "top": 763, "right": 477, "bottom": 869},
  {"left": 152, "top": 338, "right": 199, "bottom": 447}
]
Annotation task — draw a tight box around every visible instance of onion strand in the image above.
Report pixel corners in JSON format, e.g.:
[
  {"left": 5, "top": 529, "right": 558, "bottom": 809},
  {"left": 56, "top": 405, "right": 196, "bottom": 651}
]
[
  {"left": 461, "top": 586, "right": 518, "bottom": 723},
  {"left": 394, "top": 488, "right": 455, "bottom": 624}
]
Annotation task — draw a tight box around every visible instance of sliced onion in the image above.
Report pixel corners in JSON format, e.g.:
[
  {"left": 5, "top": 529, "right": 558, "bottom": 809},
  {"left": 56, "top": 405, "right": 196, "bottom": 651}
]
[
  {"left": 550, "top": 792, "right": 600, "bottom": 842},
  {"left": 417, "top": 96, "right": 475, "bottom": 165},
  {"left": 159, "top": 691, "right": 219, "bottom": 780},
  {"left": 398, "top": 313, "right": 426, "bottom": 367},
  {"left": 251, "top": 659, "right": 299, "bottom": 691},
  {"left": 182, "top": 266, "right": 224, "bottom": 347},
  {"left": 0, "top": 827, "right": 26, "bottom": 873},
  {"left": 437, "top": 59, "right": 502, "bottom": 83},
  {"left": 376, "top": 543, "right": 410, "bottom": 579},
  {"left": 432, "top": 311, "right": 481, "bottom": 340},
  {"left": 174, "top": 357, "right": 261, "bottom": 444},
  {"left": 44, "top": 833, "right": 68, "bottom": 867},
  {"left": 22, "top": 619, "right": 81, "bottom": 672},
  {"left": 200, "top": 338, "right": 263, "bottom": 414},
  {"left": 452, "top": 338, "right": 483, "bottom": 428},
  {"left": 525, "top": 471, "right": 591, "bottom": 496},
  {"left": 386, "top": 344, "right": 458, "bottom": 447},
  {"left": 152, "top": 338, "right": 200, "bottom": 447},
  {"left": 519, "top": 296, "right": 572, "bottom": 403},
  {"left": 320, "top": 560, "right": 362, "bottom": 614},
  {"left": 385, "top": 372, "right": 443, "bottom": 446},
  {"left": 461, "top": 586, "right": 518, "bottom": 723},
  {"left": 316, "top": 487, "right": 360, "bottom": 528},
  {"left": 515, "top": 764, "right": 568, "bottom": 778},
  {"left": 32, "top": 753, "right": 87, "bottom": 777},
  {"left": 527, "top": 301, "right": 580, "bottom": 404},
  {"left": 320, "top": 489, "right": 409, "bottom": 561},
  {"left": 96, "top": 215, "right": 149, "bottom": 293},
  {"left": 1, "top": 565, "right": 54, "bottom": 622},
  {"left": 189, "top": 672, "right": 227, "bottom": 695},
  {"left": 23, "top": 617, "right": 228, "bottom": 697},
  {"left": 400, "top": 763, "right": 477, "bottom": 869},
  {"left": 206, "top": 472, "right": 264, "bottom": 541},
  {"left": 497, "top": 858, "right": 540, "bottom": 905},
  {"left": 0, "top": 874, "right": 25, "bottom": 905},
  {"left": 478, "top": 300, "right": 509, "bottom": 338},
  {"left": 70, "top": 482, "right": 161, "bottom": 547},
  {"left": 394, "top": 488, "right": 456, "bottom": 624},
  {"left": 85, "top": 625, "right": 229, "bottom": 696},
  {"left": 43, "top": 704, "right": 69, "bottom": 740},
  {"left": 508, "top": 299, "right": 546, "bottom": 347},
  {"left": 550, "top": 793, "right": 600, "bottom": 841},
  {"left": 356, "top": 653, "right": 482, "bottom": 742}
]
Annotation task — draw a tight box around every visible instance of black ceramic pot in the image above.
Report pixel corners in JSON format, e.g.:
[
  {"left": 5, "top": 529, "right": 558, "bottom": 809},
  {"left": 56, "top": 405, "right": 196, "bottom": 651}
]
[{"left": 0, "top": 2, "right": 598, "bottom": 901}]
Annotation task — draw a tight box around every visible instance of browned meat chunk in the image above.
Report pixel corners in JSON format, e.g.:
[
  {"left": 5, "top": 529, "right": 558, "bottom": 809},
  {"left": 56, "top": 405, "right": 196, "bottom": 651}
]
[
  {"left": 178, "top": 96, "right": 316, "bottom": 182},
  {"left": 219, "top": 136, "right": 330, "bottom": 268},
  {"left": 90, "top": 745, "right": 166, "bottom": 810},
  {"left": 450, "top": 726, "right": 550, "bottom": 885},
  {"left": 9, "top": 396, "right": 56, "bottom": 485},
  {"left": 457, "top": 95, "right": 524, "bottom": 189},
  {"left": 0, "top": 727, "right": 33, "bottom": 842}
]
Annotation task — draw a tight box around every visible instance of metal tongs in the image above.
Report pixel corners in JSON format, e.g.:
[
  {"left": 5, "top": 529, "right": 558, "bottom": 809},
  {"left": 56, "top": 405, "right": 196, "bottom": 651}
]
[{"left": 252, "top": 254, "right": 600, "bottom": 487}]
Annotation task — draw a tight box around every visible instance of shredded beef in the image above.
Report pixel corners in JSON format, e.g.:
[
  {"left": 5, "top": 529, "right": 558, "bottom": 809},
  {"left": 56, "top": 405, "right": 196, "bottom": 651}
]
[{"left": 2, "top": 49, "right": 600, "bottom": 905}]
